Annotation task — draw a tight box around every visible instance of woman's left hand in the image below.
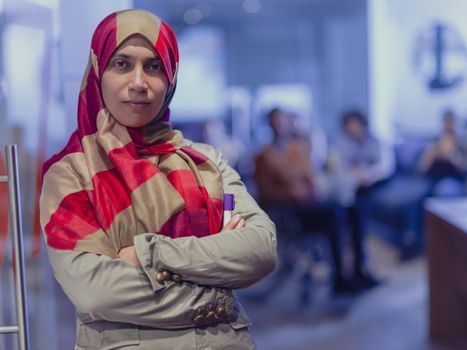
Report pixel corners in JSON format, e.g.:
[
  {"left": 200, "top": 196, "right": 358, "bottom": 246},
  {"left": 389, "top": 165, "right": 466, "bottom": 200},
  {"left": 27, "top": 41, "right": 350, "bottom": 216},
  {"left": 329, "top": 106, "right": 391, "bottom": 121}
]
[
  {"left": 119, "top": 246, "right": 139, "bottom": 266},
  {"left": 221, "top": 214, "right": 246, "bottom": 232}
]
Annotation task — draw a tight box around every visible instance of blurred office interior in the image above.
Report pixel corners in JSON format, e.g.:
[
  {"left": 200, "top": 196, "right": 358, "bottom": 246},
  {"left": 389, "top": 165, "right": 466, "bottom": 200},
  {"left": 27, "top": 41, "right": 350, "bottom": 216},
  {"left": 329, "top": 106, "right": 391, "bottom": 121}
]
[{"left": 2, "top": 0, "right": 467, "bottom": 349}]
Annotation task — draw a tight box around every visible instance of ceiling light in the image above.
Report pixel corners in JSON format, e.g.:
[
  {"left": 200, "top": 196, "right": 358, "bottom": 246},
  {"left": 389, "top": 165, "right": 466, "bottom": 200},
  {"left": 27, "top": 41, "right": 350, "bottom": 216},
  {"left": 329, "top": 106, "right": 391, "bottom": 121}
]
[
  {"left": 184, "top": 8, "right": 203, "bottom": 25},
  {"left": 242, "top": 0, "right": 262, "bottom": 14}
]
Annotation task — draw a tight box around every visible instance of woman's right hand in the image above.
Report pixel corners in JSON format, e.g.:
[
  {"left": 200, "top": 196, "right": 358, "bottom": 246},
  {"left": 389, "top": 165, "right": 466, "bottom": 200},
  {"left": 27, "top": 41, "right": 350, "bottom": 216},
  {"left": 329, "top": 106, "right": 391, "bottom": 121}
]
[{"left": 220, "top": 214, "right": 245, "bottom": 232}]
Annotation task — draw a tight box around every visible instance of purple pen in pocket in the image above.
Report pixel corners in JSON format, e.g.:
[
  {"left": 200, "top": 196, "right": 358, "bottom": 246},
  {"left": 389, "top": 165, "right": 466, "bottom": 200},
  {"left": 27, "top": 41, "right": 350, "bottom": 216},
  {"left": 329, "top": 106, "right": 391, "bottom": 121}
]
[{"left": 223, "top": 193, "right": 235, "bottom": 226}]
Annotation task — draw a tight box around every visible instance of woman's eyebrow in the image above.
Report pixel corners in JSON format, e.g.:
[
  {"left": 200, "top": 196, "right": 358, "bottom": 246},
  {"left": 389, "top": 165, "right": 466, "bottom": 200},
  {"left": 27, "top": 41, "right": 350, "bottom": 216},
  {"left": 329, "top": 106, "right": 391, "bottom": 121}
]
[
  {"left": 111, "top": 53, "right": 131, "bottom": 60},
  {"left": 146, "top": 57, "right": 162, "bottom": 62},
  {"left": 111, "top": 54, "right": 162, "bottom": 61}
]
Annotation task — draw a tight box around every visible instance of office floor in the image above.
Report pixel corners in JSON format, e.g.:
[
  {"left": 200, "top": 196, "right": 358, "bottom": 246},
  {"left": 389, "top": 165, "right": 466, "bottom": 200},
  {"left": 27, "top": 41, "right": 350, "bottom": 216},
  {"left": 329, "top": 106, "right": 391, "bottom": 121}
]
[
  {"left": 0, "top": 235, "right": 460, "bottom": 350},
  {"left": 241, "top": 236, "right": 432, "bottom": 350}
]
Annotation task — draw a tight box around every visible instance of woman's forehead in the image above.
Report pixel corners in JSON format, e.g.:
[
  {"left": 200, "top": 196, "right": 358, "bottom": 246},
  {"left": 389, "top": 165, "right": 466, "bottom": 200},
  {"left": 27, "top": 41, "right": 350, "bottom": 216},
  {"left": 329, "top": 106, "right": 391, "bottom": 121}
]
[{"left": 113, "top": 36, "right": 159, "bottom": 58}]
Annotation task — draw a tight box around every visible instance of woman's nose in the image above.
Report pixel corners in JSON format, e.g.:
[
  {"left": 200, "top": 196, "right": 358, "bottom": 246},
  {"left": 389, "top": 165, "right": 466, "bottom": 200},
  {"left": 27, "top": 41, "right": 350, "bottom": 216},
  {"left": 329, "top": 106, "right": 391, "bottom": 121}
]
[{"left": 129, "top": 65, "right": 148, "bottom": 93}]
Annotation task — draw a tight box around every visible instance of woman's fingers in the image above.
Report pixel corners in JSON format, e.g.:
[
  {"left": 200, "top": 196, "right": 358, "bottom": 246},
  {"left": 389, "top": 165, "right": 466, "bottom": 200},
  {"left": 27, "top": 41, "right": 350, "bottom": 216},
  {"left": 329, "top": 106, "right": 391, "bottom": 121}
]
[
  {"left": 237, "top": 219, "right": 246, "bottom": 228},
  {"left": 118, "top": 246, "right": 139, "bottom": 266},
  {"left": 221, "top": 214, "right": 244, "bottom": 232}
]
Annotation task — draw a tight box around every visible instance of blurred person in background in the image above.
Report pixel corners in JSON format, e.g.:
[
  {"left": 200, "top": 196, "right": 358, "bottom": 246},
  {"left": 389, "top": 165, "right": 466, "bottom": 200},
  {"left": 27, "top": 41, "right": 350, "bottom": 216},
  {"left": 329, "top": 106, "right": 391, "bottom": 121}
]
[
  {"left": 331, "top": 110, "right": 394, "bottom": 283},
  {"left": 254, "top": 108, "right": 379, "bottom": 296},
  {"left": 418, "top": 109, "right": 467, "bottom": 196}
]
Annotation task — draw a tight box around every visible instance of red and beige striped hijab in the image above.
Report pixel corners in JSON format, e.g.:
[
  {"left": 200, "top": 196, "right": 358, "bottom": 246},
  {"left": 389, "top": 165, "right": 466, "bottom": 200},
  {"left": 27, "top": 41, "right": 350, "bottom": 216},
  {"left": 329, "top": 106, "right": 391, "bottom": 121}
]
[{"left": 40, "top": 9, "right": 224, "bottom": 258}]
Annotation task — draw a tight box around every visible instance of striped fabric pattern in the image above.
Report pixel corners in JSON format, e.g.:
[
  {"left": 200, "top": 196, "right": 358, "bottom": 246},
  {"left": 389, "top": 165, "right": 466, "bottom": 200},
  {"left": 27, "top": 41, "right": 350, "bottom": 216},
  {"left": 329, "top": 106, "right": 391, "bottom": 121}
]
[{"left": 39, "top": 10, "right": 224, "bottom": 258}]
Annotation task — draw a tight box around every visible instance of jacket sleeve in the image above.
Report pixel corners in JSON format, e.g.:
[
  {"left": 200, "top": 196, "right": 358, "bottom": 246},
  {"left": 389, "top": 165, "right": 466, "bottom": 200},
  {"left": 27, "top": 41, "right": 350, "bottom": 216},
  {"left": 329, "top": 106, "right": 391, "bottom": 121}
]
[
  {"left": 134, "top": 145, "right": 278, "bottom": 289},
  {"left": 47, "top": 245, "right": 234, "bottom": 329}
]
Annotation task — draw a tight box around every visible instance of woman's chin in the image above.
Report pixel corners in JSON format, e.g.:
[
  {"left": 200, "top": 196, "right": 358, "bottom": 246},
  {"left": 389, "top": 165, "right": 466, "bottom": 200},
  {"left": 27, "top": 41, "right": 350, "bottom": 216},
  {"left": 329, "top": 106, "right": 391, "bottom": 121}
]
[{"left": 112, "top": 114, "right": 155, "bottom": 128}]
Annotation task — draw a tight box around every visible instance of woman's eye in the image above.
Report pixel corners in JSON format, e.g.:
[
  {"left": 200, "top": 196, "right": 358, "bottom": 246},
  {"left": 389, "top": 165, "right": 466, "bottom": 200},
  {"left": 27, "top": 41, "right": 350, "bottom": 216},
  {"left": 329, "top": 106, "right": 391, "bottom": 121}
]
[
  {"left": 112, "top": 60, "right": 128, "bottom": 70},
  {"left": 147, "top": 62, "right": 163, "bottom": 72}
]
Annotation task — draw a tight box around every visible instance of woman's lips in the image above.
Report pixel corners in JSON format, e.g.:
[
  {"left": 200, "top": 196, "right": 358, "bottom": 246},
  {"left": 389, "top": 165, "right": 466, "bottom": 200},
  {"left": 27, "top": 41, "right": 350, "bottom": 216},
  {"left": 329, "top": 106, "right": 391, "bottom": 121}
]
[{"left": 124, "top": 101, "right": 151, "bottom": 110}]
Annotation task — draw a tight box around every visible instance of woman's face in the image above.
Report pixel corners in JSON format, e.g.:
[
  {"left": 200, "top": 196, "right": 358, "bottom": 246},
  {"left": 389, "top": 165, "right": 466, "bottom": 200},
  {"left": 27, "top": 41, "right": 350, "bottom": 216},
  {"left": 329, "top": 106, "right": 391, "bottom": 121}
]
[{"left": 101, "top": 36, "right": 168, "bottom": 128}]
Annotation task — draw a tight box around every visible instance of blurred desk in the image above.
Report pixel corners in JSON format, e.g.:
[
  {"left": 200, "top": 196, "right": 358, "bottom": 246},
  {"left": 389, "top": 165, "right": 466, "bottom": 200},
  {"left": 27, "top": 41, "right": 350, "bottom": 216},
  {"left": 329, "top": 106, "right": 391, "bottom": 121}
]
[{"left": 425, "top": 198, "right": 467, "bottom": 346}]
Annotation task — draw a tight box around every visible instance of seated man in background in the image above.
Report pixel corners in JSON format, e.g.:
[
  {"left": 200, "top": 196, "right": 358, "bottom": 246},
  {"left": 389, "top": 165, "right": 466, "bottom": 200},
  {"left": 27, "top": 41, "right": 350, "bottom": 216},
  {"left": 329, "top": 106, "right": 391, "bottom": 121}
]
[
  {"left": 418, "top": 109, "right": 467, "bottom": 196},
  {"left": 332, "top": 110, "right": 394, "bottom": 205},
  {"left": 254, "top": 108, "right": 378, "bottom": 296},
  {"left": 330, "top": 110, "right": 394, "bottom": 281}
]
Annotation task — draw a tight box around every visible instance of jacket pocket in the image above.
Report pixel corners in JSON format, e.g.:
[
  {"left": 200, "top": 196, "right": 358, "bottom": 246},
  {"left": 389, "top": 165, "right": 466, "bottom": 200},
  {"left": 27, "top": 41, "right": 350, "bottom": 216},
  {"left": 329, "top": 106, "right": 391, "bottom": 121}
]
[
  {"left": 76, "top": 320, "right": 104, "bottom": 349},
  {"left": 76, "top": 320, "right": 140, "bottom": 349}
]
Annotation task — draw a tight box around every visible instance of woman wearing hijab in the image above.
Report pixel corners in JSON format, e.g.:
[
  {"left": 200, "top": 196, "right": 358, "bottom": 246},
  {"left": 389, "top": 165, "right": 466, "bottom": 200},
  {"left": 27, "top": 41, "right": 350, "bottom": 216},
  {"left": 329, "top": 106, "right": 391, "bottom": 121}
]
[{"left": 40, "top": 9, "right": 276, "bottom": 349}]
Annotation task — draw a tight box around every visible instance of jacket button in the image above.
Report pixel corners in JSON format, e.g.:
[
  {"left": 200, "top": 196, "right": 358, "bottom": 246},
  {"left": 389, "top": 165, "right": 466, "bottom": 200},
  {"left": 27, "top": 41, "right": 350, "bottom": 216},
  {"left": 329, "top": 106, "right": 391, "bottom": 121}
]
[
  {"left": 206, "top": 311, "right": 216, "bottom": 321},
  {"left": 193, "top": 314, "right": 206, "bottom": 324},
  {"left": 216, "top": 306, "right": 226, "bottom": 317},
  {"left": 162, "top": 271, "right": 171, "bottom": 280},
  {"left": 156, "top": 272, "right": 165, "bottom": 285}
]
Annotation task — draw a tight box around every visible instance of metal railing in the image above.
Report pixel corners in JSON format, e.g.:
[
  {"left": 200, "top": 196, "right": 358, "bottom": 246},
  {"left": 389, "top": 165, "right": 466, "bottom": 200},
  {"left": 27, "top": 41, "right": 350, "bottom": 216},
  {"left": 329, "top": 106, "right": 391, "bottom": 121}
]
[{"left": 0, "top": 145, "right": 30, "bottom": 350}]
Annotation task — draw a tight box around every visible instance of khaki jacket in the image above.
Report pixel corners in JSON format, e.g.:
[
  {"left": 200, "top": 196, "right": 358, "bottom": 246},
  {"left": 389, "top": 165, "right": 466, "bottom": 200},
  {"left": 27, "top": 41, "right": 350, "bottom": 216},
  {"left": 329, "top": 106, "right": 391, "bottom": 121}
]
[{"left": 46, "top": 141, "right": 277, "bottom": 349}]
